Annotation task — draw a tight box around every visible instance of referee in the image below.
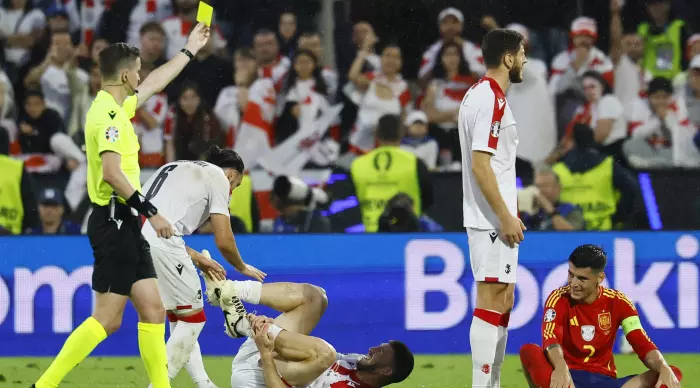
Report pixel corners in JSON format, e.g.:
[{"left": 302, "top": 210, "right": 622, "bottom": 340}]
[{"left": 34, "top": 24, "right": 211, "bottom": 388}]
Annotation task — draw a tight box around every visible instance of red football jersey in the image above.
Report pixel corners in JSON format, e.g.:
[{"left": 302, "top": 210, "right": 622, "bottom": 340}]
[{"left": 541, "top": 286, "right": 657, "bottom": 378}]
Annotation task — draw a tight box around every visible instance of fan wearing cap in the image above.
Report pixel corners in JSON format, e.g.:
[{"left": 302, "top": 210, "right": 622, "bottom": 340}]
[
  {"left": 28, "top": 188, "right": 81, "bottom": 235},
  {"left": 623, "top": 76, "right": 700, "bottom": 168},
  {"left": 638, "top": 0, "right": 692, "bottom": 79},
  {"left": 672, "top": 34, "right": 700, "bottom": 92},
  {"left": 400, "top": 111, "right": 439, "bottom": 169},
  {"left": 418, "top": 7, "right": 485, "bottom": 84},
  {"left": 549, "top": 17, "right": 614, "bottom": 97}
]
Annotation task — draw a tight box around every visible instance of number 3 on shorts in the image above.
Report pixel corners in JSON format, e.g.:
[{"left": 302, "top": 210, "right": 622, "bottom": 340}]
[{"left": 583, "top": 345, "right": 595, "bottom": 363}]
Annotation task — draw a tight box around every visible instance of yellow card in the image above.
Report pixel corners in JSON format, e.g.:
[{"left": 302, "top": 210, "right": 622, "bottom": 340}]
[{"left": 196, "top": 1, "right": 213, "bottom": 27}]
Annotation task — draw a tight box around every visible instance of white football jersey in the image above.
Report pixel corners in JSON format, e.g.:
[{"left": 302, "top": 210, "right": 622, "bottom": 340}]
[
  {"left": 304, "top": 354, "right": 372, "bottom": 388},
  {"left": 458, "top": 77, "right": 519, "bottom": 230},
  {"left": 141, "top": 161, "right": 230, "bottom": 248}
]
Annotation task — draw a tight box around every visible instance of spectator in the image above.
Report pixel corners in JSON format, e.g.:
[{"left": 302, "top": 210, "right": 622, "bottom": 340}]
[
  {"left": 20, "top": 5, "right": 69, "bottom": 86},
  {"left": 638, "top": 0, "right": 692, "bottom": 79},
  {"left": 502, "top": 24, "right": 557, "bottom": 166},
  {"left": 676, "top": 54, "right": 700, "bottom": 127},
  {"left": 134, "top": 65, "right": 168, "bottom": 169},
  {"left": 350, "top": 114, "right": 433, "bottom": 232},
  {"left": 549, "top": 71, "right": 628, "bottom": 165},
  {"left": 76, "top": 36, "right": 107, "bottom": 72},
  {"left": 125, "top": 0, "right": 173, "bottom": 48},
  {"left": 0, "top": 72, "right": 16, "bottom": 119},
  {"left": 377, "top": 192, "right": 443, "bottom": 233},
  {"left": 348, "top": 21, "right": 381, "bottom": 73},
  {"left": 552, "top": 123, "right": 638, "bottom": 230},
  {"left": 298, "top": 31, "right": 339, "bottom": 103},
  {"left": 400, "top": 111, "right": 438, "bottom": 170},
  {"left": 24, "top": 29, "right": 88, "bottom": 123},
  {"left": 0, "top": 84, "right": 15, "bottom": 130},
  {"left": 519, "top": 168, "right": 585, "bottom": 231},
  {"left": 164, "top": 82, "right": 224, "bottom": 163},
  {"left": 0, "top": 126, "right": 38, "bottom": 234},
  {"left": 278, "top": 11, "right": 297, "bottom": 58},
  {"left": 610, "top": 0, "right": 652, "bottom": 107},
  {"left": 28, "top": 187, "right": 81, "bottom": 234},
  {"left": 166, "top": 32, "right": 231, "bottom": 107},
  {"left": 276, "top": 49, "right": 330, "bottom": 144},
  {"left": 270, "top": 188, "right": 330, "bottom": 234},
  {"left": 347, "top": 41, "right": 411, "bottom": 154},
  {"left": 418, "top": 7, "right": 485, "bottom": 85},
  {"left": 420, "top": 41, "right": 475, "bottom": 165},
  {"left": 254, "top": 28, "right": 291, "bottom": 91},
  {"left": 624, "top": 77, "right": 700, "bottom": 168},
  {"left": 673, "top": 34, "right": 700, "bottom": 93},
  {"left": 214, "top": 48, "right": 258, "bottom": 149},
  {"left": 0, "top": 0, "right": 46, "bottom": 82},
  {"left": 161, "top": 0, "right": 227, "bottom": 59},
  {"left": 138, "top": 21, "right": 167, "bottom": 70},
  {"left": 550, "top": 17, "right": 615, "bottom": 97},
  {"left": 67, "top": 62, "right": 100, "bottom": 138},
  {"left": 12, "top": 89, "right": 86, "bottom": 211}
]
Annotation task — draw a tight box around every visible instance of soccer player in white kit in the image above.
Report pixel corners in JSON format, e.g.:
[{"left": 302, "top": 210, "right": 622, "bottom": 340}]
[
  {"left": 141, "top": 145, "right": 266, "bottom": 387},
  {"left": 457, "top": 29, "right": 527, "bottom": 387},
  {"left": 200, "top": 277, "right": 414, "bottom": 388}
]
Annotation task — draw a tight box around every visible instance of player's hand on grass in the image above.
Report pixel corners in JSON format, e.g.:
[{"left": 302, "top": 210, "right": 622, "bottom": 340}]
[
  {"left": 550, "top": 366, "right": 574, "bottom": 388},
  {"left": 185, "top": 23, "right": 211, "bottom": 55},
  {"left": 500, "top": 214, "right": 526, "bottom": 248},
  {"left": 149, "top": 213, "right": 174, "bottom": 239},
  {"left": 656, "top": 365, "right": 680, "bottom": 388},
  {"left": 238, "top": 264, "right": 267, "bottom": 282}
]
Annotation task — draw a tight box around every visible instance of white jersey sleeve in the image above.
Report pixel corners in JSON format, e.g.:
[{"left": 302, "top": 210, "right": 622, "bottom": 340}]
[
  {"left": 208, "top": 166, "right": 231, "bottom": 216},
  {"left": 470, "top": 89, "right": 502, "bottom": 155}
]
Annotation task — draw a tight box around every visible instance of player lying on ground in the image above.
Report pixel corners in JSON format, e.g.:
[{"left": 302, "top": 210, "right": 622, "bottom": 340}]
[
  {"left": 141, "top": 145, "right": 266, "bottom": 388},
  {"left": 201, "top": 276, "right": 414, "bottom": 388},
  {"left": 519, "top": 244, "right": 682, "bottom": 388}
]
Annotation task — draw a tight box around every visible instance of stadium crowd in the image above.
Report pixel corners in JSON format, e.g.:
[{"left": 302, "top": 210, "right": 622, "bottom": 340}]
[{"left": 0, "top": 0, "right": 699, "bottom": 235}]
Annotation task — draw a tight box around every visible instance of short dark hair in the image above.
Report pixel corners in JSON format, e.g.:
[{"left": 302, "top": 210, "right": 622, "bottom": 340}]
[
  {"left": 234, "top": 47, "right": 256, "bottom": 61},
  {"left": 569, "top": 244, "right": 607, "bottom": 272},
  {"left": 98, "top": 43, "right": 140, "bottom": 80},
  {"left": 647, "top": 76, "right": 673, "bottom": 95},
  {"left": 140, "top": 21, "right": 165, "bottom": 37},
  {"left": 482, "top": 28, "right": 525, "bottom": 69},
  {"left": 572, "top": 123, "right": 595, "bottom": 149},
  {"left": 204, "top": 145, "right": 245, "bottom": 173},
  {"left": 376, "top": 114, "right": 403, "bottom": 142},
  {"left": 24, "top": 88, "right": 44, "bottom": 101},
  {"left": 387, "top": 341, "right": 414, "bottom": 384},
  {"left": 581, "top": 70, "right": 613, "bottom": 95},
  {"left": 255, "top": 28, "right": 276, "bottom": 38},
  {"left": 299, "top": 31, "right": 320, "bottom": 40}
]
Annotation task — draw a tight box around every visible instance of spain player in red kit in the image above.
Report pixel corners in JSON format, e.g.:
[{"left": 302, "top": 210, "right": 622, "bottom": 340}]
[{"left": 519, "top": 245, "right": 682, "bottom": 388}]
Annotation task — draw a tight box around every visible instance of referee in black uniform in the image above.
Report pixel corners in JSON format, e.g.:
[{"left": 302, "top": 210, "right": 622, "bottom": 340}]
[{"left": 34, "top": 23, "right": 211, "bottom": 388}]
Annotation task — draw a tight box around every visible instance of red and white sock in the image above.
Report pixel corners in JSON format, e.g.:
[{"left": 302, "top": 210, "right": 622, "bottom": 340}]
[
  {"left": 470, "top": 308, "right": 502, "bottom": 388},
  {"left": 184, "top": 341, "right": 217, "bottom": 388},
  {"left": 491, "top": 312, "right": 510, "bottom": 388}
]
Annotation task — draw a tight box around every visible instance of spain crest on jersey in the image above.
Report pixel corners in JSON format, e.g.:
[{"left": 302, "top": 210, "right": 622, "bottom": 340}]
[
  {"left": 581, "top": 325, "right": 595, "bottom": 342},
  {"left": 598, "top": 312, "right": 612, "bottom": 331}
]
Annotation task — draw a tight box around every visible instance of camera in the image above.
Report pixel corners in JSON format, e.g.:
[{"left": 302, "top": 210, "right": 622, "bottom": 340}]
[{"left": 272, "top": 176, "right": 330, "bottom": 207}]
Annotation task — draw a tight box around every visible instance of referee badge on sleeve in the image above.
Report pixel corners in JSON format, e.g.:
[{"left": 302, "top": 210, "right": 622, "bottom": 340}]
[{"left": 105, "top": 126, "right": 119, "bottom": 143}]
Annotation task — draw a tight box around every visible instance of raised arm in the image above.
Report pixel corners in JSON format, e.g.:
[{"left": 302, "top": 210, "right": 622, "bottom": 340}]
[{"left": 135, "top": 23, "right": 210, "bottom": 107}]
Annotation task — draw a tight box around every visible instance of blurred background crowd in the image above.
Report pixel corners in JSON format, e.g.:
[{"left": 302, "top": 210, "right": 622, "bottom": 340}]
[{"left": 1, "top": 0, "right": 699, "bottom": 235}]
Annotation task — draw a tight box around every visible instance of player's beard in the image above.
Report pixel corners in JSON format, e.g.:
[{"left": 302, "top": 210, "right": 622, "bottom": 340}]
[
  {"left": 356, "top": 360, "right": 379, "bottom": 373},
  {"left": 509, "top": 62, "right": 523, "bottom": 84}
]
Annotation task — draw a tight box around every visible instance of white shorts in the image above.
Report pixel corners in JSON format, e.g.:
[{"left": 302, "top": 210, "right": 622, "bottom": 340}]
[
  {"left": 150, "top": 245, "right": 204, "bottom": 311},
  {"left": 467, "top": 228, "right": 519, "bottom": 284},
  {"left": 230, "top": 338, "right": 266, "bottom": 388}
]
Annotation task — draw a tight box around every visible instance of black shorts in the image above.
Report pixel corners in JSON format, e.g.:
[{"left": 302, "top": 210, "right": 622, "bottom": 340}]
[{"left": 87, "top": 198, "right": 156, "bottom": 296}]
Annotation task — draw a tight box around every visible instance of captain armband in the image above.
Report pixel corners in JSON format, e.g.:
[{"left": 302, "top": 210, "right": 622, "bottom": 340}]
[
  {"left": 126, "top": 191, "right": 158, "bottom": 218},
  {"left": 621, "top": 316, "right": 643, "bottom": 336}
]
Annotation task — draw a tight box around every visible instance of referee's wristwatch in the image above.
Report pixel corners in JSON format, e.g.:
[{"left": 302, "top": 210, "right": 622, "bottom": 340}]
[{"left": 180, "top": 48, "right": 194, "bottom": 60}]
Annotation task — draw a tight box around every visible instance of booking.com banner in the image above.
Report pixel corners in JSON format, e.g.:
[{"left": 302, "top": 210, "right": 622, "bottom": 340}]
[{"left": 0, "top": 232, "right": 699, "bottom": 356}]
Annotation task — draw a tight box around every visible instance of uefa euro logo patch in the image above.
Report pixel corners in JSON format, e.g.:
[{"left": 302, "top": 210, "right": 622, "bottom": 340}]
[{"left": 105, "top": 126, "right": 119, "bottom": 143}]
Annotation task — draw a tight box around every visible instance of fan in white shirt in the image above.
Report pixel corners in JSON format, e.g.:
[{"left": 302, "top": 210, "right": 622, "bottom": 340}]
[
  {"left": 0, "top": 1, "right": 45, "bottom": 70},
  {"left": 298, "top": 32, "right": 339, "bottom": 103}
]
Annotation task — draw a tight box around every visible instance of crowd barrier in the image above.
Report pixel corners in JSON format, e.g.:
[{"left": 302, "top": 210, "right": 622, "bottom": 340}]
[{"left": 0, "top": 232, "right": 698, "bottom": 356}]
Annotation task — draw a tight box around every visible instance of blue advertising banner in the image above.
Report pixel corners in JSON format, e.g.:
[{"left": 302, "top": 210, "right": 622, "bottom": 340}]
[{"left": 0, "top": 232, "right": 699, "bottom": 357}]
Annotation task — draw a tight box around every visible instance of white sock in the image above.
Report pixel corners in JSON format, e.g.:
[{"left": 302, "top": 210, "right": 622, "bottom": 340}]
[
  {"left": 267, "top": 323, "right": 283, "bottom": 340},
  {"left": 491, "top": 326, "right": 508, "bottom": 388},
  {"left": 234, "top": 280, "right": 262, "bottom": 304},
  {"left": 470, "top": 309, "right": 501, "bottom": 388},
  {"left": 185, "top": 341, "right": 216, "bottom": 387},
  {"left": 165, "top": 319, "right": 204, "bottom": 380}
]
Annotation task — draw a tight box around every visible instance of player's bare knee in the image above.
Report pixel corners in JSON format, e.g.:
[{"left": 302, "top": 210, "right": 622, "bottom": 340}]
[
  {"left": 301, "top": 283, "right": 328, "bottom": 311},
  {"left": 312, "top": 339, "right": 337, "bottom": 370},
  {"left": 139, "top": 301, "right": 166, "bottom": 324}
]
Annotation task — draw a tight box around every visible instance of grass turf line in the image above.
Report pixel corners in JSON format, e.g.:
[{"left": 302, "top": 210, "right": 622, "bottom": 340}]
[{"left": 1, "top": 354, "right": 698, "bottom": 387}]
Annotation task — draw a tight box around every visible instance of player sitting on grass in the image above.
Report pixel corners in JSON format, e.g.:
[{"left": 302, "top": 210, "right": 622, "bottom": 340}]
[
  {"left": 201, "top": 275, "right": 415, "bottom": 388},
  {"left": 519, "top": 244, "right": 682, "bottom": 388}
]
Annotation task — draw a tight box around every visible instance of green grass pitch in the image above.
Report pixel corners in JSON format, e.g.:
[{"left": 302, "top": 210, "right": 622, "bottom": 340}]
[{"left": 1, "top": 354, "right": 698, "bottom": 387}]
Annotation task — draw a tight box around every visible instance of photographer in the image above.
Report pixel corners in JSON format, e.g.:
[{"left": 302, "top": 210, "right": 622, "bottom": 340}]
[
  {"left": 270, "top": 176, "right": 331, "bottom": 233},
  {"left": 377, "top": 193, "right": 443, "bottom": 233}
]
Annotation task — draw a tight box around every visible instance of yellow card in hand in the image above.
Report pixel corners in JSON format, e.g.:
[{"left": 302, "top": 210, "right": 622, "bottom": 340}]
[{"left": 196, "top": 1, "right": 213, "bottom": 27}]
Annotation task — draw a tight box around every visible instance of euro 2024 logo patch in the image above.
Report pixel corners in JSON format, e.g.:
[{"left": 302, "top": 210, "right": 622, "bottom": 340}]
[
  {"left": 491, "top": 121, "right": 501, "bottom": 138},
  {"left": 544, "top": 308, "right": 556, "bottom": 323},
  {"left": 105, "top": 126, "right": 119, "bottom": 143}
]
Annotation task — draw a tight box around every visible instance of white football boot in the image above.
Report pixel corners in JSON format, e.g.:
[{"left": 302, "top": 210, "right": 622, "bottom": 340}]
[
  {"left": 200, "top": 250, "right": 226, "bottom": 306},
  {"left": 221, "top": 287, "right": 252, "bottom": 339}
]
